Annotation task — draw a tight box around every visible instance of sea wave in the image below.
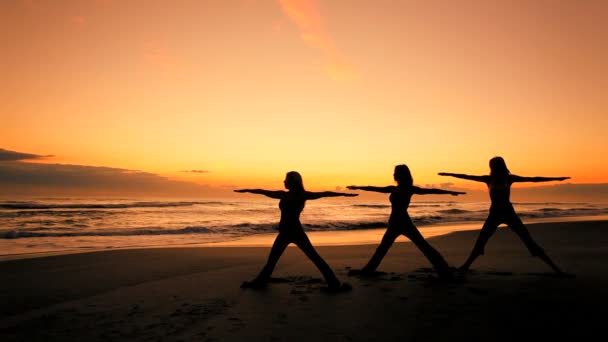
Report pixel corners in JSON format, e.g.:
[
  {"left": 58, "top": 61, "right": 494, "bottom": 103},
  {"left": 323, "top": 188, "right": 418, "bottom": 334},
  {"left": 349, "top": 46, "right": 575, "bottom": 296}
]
[
  {"left": 2, "top": 226, "right": 217, "bottom": 239},
  {"left": 306, "top": 221, "right": 387, "bottom": 230},
  {"left": 0, "top": 201, "right": 222, "bottom": 210},
  {"left": 0, "top": 210, "right": 113, "bottom": 219},
  {"left": 2, "top": 200, "right": 607, "bottom": 240},
  {"left": 352, "top": 204, "right": 390, "bottom": 209},
  {"left": 437, "top": 209, "right": 471, "bottom": 214},
  {"left": 519, "top": 207, "right": 608, "bottom": 219},
  {"left": 513, "top": 202, "right": 589, "bottom": 206}
]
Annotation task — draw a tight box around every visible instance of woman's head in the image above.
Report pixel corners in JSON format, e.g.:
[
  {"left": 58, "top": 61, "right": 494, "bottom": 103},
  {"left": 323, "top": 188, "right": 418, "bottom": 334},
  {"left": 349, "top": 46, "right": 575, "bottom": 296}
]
[
  {"left": 284, "top": 171, "right": 305, "bottom": 192},
  {"left": 394, "top": 164, "right": 413, "bottom": 186},
  {"left": 489, "top": 156, "right": 510, "bottom": 176}
]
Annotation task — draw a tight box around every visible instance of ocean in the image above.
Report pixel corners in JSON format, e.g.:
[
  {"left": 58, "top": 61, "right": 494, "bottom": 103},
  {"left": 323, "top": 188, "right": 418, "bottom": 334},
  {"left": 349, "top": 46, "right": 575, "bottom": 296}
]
[{"left": 1, "top": 197, "right": 606, "bottom": 258}]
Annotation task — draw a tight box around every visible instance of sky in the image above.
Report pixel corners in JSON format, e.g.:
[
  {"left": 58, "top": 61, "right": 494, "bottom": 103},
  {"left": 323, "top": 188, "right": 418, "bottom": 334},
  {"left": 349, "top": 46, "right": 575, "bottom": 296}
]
[{"left": 1, "top": 0, "right": 607, "bottom": 198}]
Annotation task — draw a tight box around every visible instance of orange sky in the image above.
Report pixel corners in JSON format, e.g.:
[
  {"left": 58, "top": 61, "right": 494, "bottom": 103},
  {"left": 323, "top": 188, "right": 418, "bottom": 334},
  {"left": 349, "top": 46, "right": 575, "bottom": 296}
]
[{"left": 1, "top": 0, "right": 607, "bottom": 194}]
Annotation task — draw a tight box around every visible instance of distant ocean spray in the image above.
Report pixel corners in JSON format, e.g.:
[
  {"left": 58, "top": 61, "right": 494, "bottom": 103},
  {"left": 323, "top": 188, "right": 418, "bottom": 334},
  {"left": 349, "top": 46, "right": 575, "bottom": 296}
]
[{"left": 1, "top": 198, "right": 606, "bottom": 255}]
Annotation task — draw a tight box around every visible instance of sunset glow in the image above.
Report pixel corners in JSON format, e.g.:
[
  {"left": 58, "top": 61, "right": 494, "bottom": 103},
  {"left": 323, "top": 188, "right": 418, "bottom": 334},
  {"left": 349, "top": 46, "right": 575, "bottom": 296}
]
[{"left": 1, "top": 0, "right": 607, "bottom": 197}]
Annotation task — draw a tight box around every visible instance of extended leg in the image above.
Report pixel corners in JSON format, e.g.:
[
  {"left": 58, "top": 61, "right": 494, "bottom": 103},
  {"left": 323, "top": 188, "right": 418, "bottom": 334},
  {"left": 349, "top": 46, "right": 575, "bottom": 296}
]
[
  {"left": 294, "top": 231, "right": 341, "bottom": 288},
  {"left": 507, "top": 216, "right": 565, "bottom": 274},
  {"left": 403, "top": 225, "right": 453, "bottom": 279},
  {"left": 360, "top": 228, "right": 400, "bottom": 273},
  {"left": 460, "top": 218, "right": 499, "bottom": 271},
  {"left": 251, "top": 232, "right": 291, "bottom": 283}
]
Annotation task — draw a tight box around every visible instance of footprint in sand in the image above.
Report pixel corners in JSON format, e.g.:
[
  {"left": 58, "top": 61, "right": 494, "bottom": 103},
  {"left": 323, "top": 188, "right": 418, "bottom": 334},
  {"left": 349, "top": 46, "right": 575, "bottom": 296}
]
[
  {"left": 487, "top": 270, "right": 513, "bottom": 276},
  {"left": 347, "top": 269, "right": 388, "bottom": 277},
  {"left": 290, "top": 288, "right": 313, "bottom": 297},
  {"left": 268, "top": 276, "right": 323, "bottom": 285},
  {"left": 526, "top": 272, "right": 576, "bottom": 279}
]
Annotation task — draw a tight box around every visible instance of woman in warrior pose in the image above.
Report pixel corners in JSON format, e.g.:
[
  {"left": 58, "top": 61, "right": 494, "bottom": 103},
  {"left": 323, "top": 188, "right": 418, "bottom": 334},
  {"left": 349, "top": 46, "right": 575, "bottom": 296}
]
[
  {"left": 235, "top": 171, "right": 356, "bottom": 291},
  {"left": 439, "top": 156, "right": 570, "bottom": 275},
  {"left": 347, "top": 164, "right": 465, "bottom": 280}
]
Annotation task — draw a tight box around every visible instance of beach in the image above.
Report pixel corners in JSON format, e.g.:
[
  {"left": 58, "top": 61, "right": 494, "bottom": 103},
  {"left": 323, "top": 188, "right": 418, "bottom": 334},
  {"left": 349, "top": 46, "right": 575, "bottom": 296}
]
[{"left": 1, "top": 219, "right": 607, "bottom": 341}]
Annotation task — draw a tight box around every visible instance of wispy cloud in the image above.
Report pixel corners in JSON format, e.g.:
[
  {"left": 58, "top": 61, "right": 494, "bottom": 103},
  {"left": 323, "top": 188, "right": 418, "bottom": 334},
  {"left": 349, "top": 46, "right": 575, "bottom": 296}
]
[
  {"left": 0, "top": 161, "right": 214, "bottom": 196},
  {"left": 180, "top": 170, "right": 210, "bottom": 174},
  {"left": 0, "top": 148, "right": 220, "bottom": 197},
  {"left": 0, "top": 148, "right": 53, "bottom": 162},
  {"left": 278, "top": 0, "right": 358, "bottom": 81}
]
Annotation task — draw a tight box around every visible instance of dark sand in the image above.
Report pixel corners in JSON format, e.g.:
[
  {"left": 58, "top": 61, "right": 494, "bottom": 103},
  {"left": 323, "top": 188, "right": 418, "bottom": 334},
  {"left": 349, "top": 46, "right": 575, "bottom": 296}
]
[{"left": 1, "top": 220, "right": 606, "bottom": 341}]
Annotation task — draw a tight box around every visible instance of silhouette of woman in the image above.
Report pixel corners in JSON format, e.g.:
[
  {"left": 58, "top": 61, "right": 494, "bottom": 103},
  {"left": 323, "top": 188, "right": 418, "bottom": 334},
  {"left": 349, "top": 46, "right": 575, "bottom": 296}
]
[
  {"left": 439, "top": 156, "right": 570, "bottom": 275},
  {"left": 347, "top": 164, "right": 465, "bottom": 280},
  {"left": 234, "top": 171, "right": 357, "bottom": 291}
]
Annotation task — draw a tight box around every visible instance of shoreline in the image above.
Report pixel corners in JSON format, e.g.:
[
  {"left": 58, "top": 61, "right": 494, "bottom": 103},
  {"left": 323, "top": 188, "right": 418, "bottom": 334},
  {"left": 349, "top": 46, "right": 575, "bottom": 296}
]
[
  {"left": 1, "top": 218, "right": 606, "bottom": 340},
  {"left": 1, "top": 214, "right": 606, "bottom": 262}
]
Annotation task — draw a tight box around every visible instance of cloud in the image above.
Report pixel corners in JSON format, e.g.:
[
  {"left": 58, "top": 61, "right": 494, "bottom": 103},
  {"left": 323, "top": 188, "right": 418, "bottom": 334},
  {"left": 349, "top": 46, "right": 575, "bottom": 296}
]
[
  {"left": 0, "top": 161, "right": 219, "bottom": 197},
  {"left": 421, "top": 182, "right": 456, "bottom": 189},
  {"left": 180, "top": 170, "right": 210, "bottom": 174},
  {"left": 511, "top": 183, "right": 608, "bottom": 202},
  {"left": 278, "top": 0, "right": 357, "bottom": 81},
  {"left": 0, "top": 148, "right": 52, "bottom": 162}
]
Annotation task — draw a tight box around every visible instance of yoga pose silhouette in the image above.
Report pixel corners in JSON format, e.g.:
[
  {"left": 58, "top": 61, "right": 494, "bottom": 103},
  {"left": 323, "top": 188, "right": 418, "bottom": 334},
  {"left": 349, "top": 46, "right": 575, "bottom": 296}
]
[
  {"left": 235, "top": 171, "right": 356, "bottom": 291},
  {"left": 347, "top": 164, "right": 465, "bottom": 280},
  {"left": 439, "top": 156, "right": 571, "bottom": 275}
]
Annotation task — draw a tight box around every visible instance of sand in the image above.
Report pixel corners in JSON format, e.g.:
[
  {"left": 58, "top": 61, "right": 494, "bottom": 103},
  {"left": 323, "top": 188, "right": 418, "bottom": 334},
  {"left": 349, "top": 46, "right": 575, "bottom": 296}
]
[{"left": 1, "top": 219, "right": 607, "bottom": 341}]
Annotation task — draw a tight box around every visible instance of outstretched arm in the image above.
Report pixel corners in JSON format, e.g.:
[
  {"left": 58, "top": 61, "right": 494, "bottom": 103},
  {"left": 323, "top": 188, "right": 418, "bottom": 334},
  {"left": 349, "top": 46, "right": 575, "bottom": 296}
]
[
  {"left": 233, "top": 189, "right": 284, "bottom": 199},
  {"left": 305, "top": 191, "right": 359, "bottom": 200},
  {"left": 346, "top": 185, "right": 395, "bottom": 194},
  {"left": 438, "top": 172, "right": 488, "bottom": 183},
  {"left": 510, "top": 175, "right": 570, "bottom": 183},
  {"left": 413, "top": 186, "right": 466, "bottom": 196}
]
